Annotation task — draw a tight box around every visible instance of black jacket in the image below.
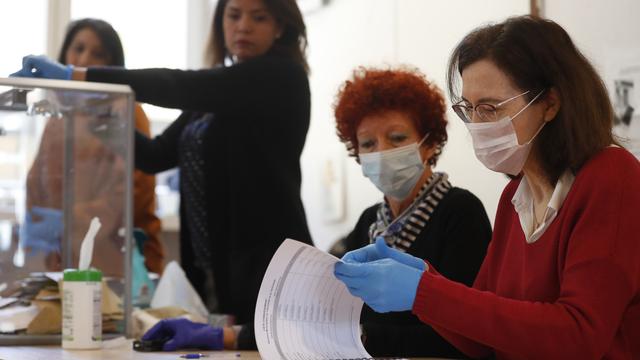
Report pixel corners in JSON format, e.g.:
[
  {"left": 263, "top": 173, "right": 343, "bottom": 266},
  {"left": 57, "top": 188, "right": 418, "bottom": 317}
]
[
  {"left": 87, "top": 55, "right": 314, "bottom": 325},
  {"left": 344, "top": 187, "right": 491, "bottom": 358}
]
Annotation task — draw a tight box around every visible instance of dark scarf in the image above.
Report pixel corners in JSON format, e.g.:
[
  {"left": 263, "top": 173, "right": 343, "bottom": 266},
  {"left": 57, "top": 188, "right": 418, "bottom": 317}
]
[{"left": 179, "top": 114, "right": 214, "bottom": 269}]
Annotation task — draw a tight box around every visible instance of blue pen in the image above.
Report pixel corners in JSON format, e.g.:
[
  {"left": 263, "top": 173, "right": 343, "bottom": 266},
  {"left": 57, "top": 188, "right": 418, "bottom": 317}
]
[{"left": 179, "top": 354, "right": 209, "bottom": 359}]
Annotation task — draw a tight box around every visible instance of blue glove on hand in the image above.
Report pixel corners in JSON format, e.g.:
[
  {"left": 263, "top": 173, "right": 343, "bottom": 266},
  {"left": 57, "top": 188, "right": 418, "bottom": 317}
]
[
  {"left": 334, "top": 257, "right": 424, "bottom": 313},
  {"left": 142, "top": 318, "right": 223, "bottom": 351},
  {"left": 21, "top": 206, "right": 63, "bottom": 254},
  {"left": 342, "top": 237, "right": 426, "bottom": 271},
  {"left": 341, "top": 242, "right": 380, "bottom": 263},
  {"left": 373, "top": 237, "right": 426, "bottom": 270},
  {"left": 11, "top": 55, "right": 73, "bottom": 80}
]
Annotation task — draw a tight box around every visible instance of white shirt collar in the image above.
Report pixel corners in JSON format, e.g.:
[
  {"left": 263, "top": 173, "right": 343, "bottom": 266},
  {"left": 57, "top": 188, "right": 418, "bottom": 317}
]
[{"left": 511, "top": 171, "right": 575, "bottom": 244}]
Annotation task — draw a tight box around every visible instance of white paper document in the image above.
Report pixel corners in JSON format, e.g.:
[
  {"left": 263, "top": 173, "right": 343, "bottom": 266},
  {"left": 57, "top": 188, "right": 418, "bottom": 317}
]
[{"left": 255, "top": 239, "right": 372, "bottom": 360}]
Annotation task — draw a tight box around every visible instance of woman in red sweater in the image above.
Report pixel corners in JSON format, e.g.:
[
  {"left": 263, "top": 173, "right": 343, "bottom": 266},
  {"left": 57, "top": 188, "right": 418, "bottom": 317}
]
[{"left": 334, "top": 16, "right": 640, "bottom": 359}]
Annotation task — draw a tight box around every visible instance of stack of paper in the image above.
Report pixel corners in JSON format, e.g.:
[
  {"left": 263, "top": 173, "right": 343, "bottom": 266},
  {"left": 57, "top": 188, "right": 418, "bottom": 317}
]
[{"left": 255, "top": 239, "right": 372, "bottom": 360}]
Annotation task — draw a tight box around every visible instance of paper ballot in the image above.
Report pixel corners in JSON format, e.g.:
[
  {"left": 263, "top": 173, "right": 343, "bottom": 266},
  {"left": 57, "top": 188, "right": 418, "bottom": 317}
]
[{"left": 254, "top": 239, "right": 372, "bottom": 360}]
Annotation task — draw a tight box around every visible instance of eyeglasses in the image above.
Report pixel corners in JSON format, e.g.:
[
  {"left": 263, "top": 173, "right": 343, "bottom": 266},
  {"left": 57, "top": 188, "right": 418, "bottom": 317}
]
[{"left": 451, "top": 90, "right": 532, "bottom": 123}]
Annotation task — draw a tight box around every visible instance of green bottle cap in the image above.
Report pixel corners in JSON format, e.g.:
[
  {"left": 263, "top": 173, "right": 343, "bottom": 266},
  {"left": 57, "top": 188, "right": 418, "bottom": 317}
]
[{"left": 63, "top": 268, "right": 102, "bottom": 282}]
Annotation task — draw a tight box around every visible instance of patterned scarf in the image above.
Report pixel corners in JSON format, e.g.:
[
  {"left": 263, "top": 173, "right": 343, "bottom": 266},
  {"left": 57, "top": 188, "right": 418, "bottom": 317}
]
[{"left": 368, "top": 172, "right": 452, "bottom": 252}]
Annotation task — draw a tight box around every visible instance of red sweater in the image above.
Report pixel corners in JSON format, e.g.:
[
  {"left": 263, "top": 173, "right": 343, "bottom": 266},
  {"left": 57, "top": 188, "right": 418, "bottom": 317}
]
[{"left": 412, "top": 147, "right": 640, "bottom": 360}]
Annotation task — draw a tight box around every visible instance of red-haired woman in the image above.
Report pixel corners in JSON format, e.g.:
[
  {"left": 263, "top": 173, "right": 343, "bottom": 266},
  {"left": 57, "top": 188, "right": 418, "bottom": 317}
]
[{"left": 333, "top": 67, "right": 492, "bottom": 358}]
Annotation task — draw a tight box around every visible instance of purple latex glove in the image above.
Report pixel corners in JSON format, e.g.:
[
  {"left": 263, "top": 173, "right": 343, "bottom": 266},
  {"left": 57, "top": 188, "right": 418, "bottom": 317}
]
[{"left": 142, "top": 318, "right": 223, "bottom": 351}]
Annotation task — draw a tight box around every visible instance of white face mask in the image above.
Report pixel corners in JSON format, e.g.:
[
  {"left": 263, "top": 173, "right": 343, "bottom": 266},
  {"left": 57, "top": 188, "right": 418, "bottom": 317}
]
[
  {"left": 465, "top": 91, "right": 545, "bottom": 176},
  {"left": 360, "top": 134, "right": 429, "bottom": 200}
]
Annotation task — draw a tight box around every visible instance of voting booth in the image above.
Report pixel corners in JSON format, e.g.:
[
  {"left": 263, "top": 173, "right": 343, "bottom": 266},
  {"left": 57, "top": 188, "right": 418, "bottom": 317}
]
[{"left": 0, "top": 77, "right": 134, "bottom": 344}]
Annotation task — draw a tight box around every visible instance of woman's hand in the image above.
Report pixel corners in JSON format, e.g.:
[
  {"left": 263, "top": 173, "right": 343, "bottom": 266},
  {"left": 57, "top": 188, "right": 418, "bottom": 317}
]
[
  {"left": 335, "top": 237, "right": 427, "bottom": 313},
  {"left": 341, "top": 242, "right": 381, "bottom": 263},
  {"left": 142, "top": 318, "right": 224, "bottom": 351},
  {"left": 373, "top": 236, "right": 427, "bottom": 270},
  {"left": 11, "top": 55, "right": 73, "bottom": 80},
  {"left": 334, "top": 258, "right": 424, "bottom": 313},
  {"left": 342, "top": 236, "right": 426, "bottom": 271},
  {"left": 21, "top": 206, "right": 63, "bottom": 253}
]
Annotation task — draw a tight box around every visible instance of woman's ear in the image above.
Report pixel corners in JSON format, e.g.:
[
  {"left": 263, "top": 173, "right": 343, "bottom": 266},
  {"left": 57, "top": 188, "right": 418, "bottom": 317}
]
[
  {"left": 543, "top": 87, "right": 561, "bottom": 123},
  {"left": 275, "top": 23, "right": 284, "bottom": 39},
  {"left": 421, "top": 144, "right": 437, "bottom": 165}
]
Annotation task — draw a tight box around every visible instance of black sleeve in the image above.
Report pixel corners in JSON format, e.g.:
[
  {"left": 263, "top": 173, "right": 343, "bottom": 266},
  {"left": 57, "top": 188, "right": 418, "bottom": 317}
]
[
  {"left": 343, "top": 205, "right": 379, "bottom": 252},
  {"left": 86, "top": 57, "right": 307, "bottom": 114},
  {"left": 236, "top": 323, "right": 257, "bottom": 350},
  {"left": 363, "top": 321, "right": 467, "bottom": 358},
  {"left": 435, "top": 189, "right": 492, "bottom": 287},
  {"left": 134, "top": 111, "right": 192, "bottom": 174}
]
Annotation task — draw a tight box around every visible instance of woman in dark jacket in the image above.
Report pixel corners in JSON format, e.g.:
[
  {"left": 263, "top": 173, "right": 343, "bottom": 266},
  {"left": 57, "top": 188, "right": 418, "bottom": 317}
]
[
  {"left": 333, "top": 67, "right": 492, "bottom": 358},
  {"left": 14, "top": 0, "right": 313, "bottom": 349}
]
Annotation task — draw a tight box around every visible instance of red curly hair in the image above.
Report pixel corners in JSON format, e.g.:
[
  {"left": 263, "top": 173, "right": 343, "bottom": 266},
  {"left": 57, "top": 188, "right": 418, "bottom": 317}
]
[{"left": 334, "top": 66, "right": 448, "bottom": 165}]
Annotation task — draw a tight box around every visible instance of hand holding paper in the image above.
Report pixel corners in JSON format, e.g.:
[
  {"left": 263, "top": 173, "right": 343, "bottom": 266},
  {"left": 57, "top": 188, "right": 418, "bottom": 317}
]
[
  {"left": 342, "top": 237, "right": 426, "bottom": 271},
  {"left": 335, "top": 237, "right": 425, "bottom": 313},
  {"left": 334, "top": 258, "right": 423, "bottom": 313}
]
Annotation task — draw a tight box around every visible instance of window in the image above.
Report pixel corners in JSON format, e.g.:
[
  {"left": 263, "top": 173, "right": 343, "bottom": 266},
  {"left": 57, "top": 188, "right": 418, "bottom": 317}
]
[
  {"left": 71, "top": 0, "right": 189, "bottom": 123},
  {"left": 0, "top": 0, "right": 47, "bottom": 76},
  {"left": 71, "top": 1, "right": 203, "bottom": 223}
]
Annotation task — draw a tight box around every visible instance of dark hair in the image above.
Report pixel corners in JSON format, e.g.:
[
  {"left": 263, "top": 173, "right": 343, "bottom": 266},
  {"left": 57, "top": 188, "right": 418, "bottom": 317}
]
[
  {"left": 205, "top": 0, "right": 308, "bottom": 72},
  {"left": 58, "top": 18, "right": 125, "bottom": 67},
  {"left": 447, "top": 15, "right": 616, "bottom": 184},
  {"left": 334, "top": 66, "right": 448, "bottom": 166}
]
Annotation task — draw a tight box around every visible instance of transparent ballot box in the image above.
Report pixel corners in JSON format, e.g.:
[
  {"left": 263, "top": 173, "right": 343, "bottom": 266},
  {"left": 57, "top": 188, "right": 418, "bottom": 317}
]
[{"left": 0, "top": 77, "right": 134, "bottom": 344}]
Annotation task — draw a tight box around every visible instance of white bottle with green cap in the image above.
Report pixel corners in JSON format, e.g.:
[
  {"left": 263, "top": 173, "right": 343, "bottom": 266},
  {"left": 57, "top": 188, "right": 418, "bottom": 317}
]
[
  {"left": 62, "top": 217, "right": 103, "bottom": 349},
  {"left": 62, "top": 268, "right": 102, "bottom": 349}
]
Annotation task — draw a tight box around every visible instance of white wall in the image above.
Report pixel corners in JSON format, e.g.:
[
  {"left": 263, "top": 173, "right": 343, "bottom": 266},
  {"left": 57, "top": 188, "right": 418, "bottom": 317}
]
[
  {"left": 302, "top": 0, "right": 396, "bottom": 251},
  {"left": 7, "top": 0, "right": 631, "bottom": 253},
  {"left": 544, "top": 0, "right": 640, "bottom": 81},
  {"left": 302, "top": 0, "right": 529, "bottom": 251}
]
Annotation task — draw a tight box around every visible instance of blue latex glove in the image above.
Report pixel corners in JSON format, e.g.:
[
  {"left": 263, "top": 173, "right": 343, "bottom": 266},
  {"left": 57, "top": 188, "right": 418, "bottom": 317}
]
[
  {"left": 334, "top": 257, "right": 424, "bottom": 313},
  {"left": 10, "top": 55, "right": 73, "bottom": 80},
  {"left": 21, "top": 206, "right": 63, "bottom": 254},
  {"left": 141, "top": 318, "right": 223, "bottom": 351},
  {"left": 374, "top": 237, "right": 427, "bottom": 270},
  {"left": 342, "top": 237, "right": 426, "bottom": 271},
  {"left": 341, "top": 242, "right": 379, "bottom": 263}
]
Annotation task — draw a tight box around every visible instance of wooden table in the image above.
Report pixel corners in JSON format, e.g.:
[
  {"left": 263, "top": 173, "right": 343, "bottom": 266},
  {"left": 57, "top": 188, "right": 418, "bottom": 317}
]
[
  {"left": 0, "top": 340, "right": 445, "bottom": 359},
  {"left": 0, "top": 342, "right": 259, "bottom": 360}
]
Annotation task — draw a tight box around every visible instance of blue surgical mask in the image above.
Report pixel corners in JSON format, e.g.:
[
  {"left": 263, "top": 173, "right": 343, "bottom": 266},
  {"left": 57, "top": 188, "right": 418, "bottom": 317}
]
[{"left": 360, "top": 134, "right": 429, "bottom": 200}]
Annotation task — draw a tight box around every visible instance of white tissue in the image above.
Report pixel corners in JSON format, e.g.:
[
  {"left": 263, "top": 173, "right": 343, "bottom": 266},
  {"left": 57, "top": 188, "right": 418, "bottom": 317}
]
[
  {"left": 0, "top": 304, "right": 39, "bottom": 333},
  {"left": 78, "top": 217, "right": 101, "bottom": 270},
  {"left": 150, "top": 261, "right": 209, "bottom": 319}
]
